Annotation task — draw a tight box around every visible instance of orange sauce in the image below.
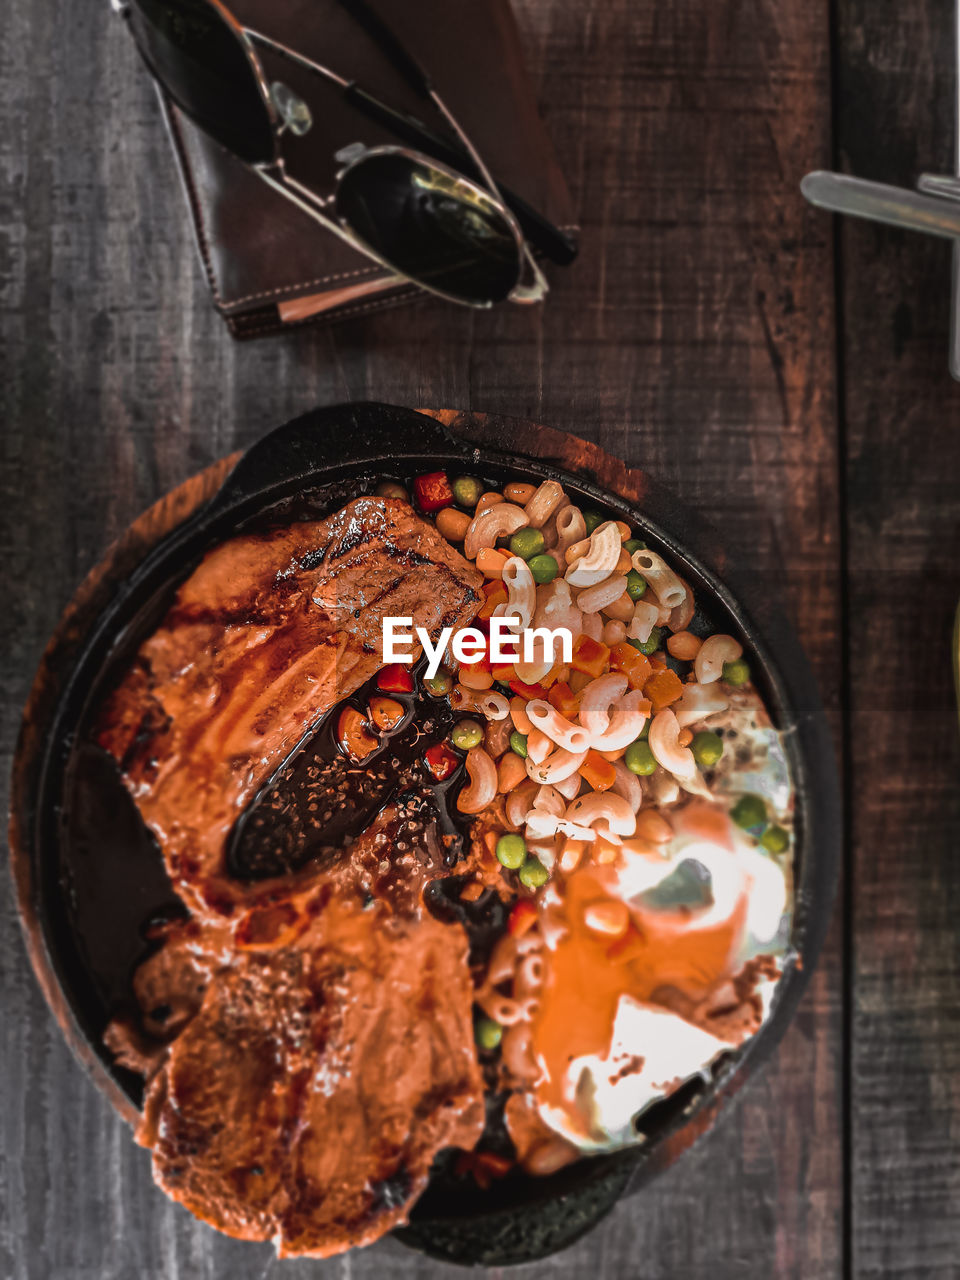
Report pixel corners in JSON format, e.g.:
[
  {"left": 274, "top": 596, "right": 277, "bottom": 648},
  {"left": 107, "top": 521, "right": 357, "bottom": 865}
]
[{"left": 531, "top": 804, "right": 750, "bottom": 1134}]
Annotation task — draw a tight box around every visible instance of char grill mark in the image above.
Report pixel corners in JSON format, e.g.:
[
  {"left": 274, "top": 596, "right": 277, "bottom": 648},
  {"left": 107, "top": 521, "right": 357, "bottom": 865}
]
[
  {"left": 95, "top": 497, "right": 482, "bottom": 917},
  {"left": 133, "top": 854, "right": 485, "bottom": 1257}
]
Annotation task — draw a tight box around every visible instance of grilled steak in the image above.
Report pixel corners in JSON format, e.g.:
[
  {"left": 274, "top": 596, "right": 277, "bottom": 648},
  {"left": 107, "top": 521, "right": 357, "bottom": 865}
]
[
  {"left": 122, "top": 809, "right": 485, "bottom": 1256},
  {"left": 96, "top": 497, "right": 482, "bottom": 917}
]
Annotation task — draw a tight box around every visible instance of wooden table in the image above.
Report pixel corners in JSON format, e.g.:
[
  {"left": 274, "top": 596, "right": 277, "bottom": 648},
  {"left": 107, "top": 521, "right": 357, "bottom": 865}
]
[{"left": 1, "top": 0, "right": 958, "bottom": 1276}]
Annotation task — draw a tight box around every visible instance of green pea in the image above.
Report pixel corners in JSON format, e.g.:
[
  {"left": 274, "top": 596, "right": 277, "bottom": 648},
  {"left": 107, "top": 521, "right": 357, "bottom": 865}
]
[
  {"left": 509, "top": 731, "right": 528, "bottom": 759},
  {"left": 691, "top": 731, "right": 724, "bottom": 768},
  {"left": 376, "top": 480, "right": 409, "bottom": 502},
  {"left": 582, "top": 510, "right": 605, "bottom": 535},
  {"left": 625, "top": 568, "right": 647, "bottom": 601},
  {"left": 496, "top": 833, "right": 527, "bottom": 870},
  {"left": 760, "top": 824, "right": 790, "bottom": 854},
  {"left": 518, "top": 857, "right": 549, "bottom": 889},
  {"left": 624, "top": 538, "right": 647, "bottom": 554},
  {"left": 475, "top": 1016, "right": 503, "bottom": 1051},
  {"left": 451, "top": 475, "right": 483, "bottom": 509},
  {"left": 424, "top": 669, "right": 453, "bottom": 696},
  {"left": 451, "top": 718, "right": 483, "bottom": 750},
  {"left": 528, "top": 553, "right": 559, "bottom": 584},
  {"left": 722, "top": 658, "right": 751, "bottom": 687},
  {"left": 508, "top": 528, "right": 546, "bottom": 561},
  {"left": 630, "top": 627, "right": 663, "bottom": 657},
  {"left": 731, "top": 793, "right": 768, "bottom": 833},
  {"left": 637, "top": 717, "right": 650, "bottom": 741},
  {"left": 625, "top": 740, "right": 657, "bottom": 775}
]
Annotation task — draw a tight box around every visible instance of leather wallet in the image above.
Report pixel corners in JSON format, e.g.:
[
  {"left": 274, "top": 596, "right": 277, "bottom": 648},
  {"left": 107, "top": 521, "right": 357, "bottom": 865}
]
[{"left": 156, "top": 0, "right": 578, "bottom": 337}]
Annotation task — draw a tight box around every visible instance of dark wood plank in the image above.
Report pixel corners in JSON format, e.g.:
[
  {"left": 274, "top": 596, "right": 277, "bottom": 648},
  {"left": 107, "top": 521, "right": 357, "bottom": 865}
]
[
  {"left": 0, "top": 0, "right": 843, "bottom": 1275},
  {"left": 835, "top": 0, "right": 960, "bottom": 1275}
]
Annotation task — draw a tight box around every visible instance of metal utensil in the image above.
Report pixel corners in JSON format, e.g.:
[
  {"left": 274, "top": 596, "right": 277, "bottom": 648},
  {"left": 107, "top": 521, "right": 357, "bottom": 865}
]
[
  {"left": 801, "top": 172, "right": 960, "bottom": 240},
  {"left": 801, "top": 0, "right": 960, "bottom": 379}
]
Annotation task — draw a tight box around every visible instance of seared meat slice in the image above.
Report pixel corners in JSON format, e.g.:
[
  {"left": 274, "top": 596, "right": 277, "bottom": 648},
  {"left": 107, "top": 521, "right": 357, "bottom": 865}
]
[
  {"left": 95, "top": 497, "right": 481, "bottom": 917},
  {"left": 135, "top": 892, "right": 484, "bottom": 1256}
]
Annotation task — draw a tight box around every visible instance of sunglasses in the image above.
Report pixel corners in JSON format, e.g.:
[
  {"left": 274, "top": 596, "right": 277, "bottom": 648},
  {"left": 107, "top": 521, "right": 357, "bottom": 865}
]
[{"left": 114, "top": 0, "right": 577, "bottom": 307}]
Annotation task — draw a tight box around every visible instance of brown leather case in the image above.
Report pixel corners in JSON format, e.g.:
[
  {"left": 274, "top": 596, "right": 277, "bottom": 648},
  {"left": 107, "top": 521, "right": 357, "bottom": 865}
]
[{"left": 156, "top": 0, "right": 577, "bottom": 337}]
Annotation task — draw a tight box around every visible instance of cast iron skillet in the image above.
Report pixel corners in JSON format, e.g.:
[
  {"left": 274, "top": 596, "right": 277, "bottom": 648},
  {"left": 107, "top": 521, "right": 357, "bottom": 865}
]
[{"left": 9, "top": 403, "right": 840, "bottom": 1267}]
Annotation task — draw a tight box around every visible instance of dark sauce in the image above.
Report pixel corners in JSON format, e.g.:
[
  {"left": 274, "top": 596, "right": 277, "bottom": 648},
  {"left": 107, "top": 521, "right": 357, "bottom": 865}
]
[
  {"left": 59, "top": 743, "right": 186, "bottom": 1014},
  {"left": 227, "top": 656, "right": 471, "bottom": 879}
]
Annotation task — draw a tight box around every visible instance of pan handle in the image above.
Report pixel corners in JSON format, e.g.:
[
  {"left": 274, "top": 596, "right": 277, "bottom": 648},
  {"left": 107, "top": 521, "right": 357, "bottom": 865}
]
[{"left": 205, "top": 402, "right": 470, "bottom": 518}]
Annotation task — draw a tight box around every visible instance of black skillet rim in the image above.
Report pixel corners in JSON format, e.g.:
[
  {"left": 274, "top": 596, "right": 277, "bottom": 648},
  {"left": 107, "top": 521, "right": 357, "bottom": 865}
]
[{"left": 9, "top": 402, "right": 840, "bottom": 1267}]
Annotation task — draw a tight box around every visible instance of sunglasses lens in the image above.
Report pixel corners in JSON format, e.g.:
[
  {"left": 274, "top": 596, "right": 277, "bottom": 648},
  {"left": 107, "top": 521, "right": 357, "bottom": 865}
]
[
  {"left": 127, "top": 0, "right": 275, "bottom": 164},
  {"left": 335, "top": 153, "right": 523, "bottom": 305}
]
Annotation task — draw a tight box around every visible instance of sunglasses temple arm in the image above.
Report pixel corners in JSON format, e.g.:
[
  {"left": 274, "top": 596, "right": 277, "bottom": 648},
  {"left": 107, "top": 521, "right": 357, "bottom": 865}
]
[
  {"left": 245, "top": 28, "right": 574, "bottom": 268},
  {"left": 335, "top": 0, "right": 433, "bottom": 98},
  {"left": 333, "top": 0, "right": 574, "bottom": 275}
]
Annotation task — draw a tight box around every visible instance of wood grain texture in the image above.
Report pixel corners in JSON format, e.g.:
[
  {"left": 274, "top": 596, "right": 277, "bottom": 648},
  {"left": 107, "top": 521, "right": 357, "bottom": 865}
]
[
  {"left": 1, "top": 0, "right": 847, "bottom": 1276},
  {"left": 836, "top": 0, "right": 960, "bottom": 1276}
]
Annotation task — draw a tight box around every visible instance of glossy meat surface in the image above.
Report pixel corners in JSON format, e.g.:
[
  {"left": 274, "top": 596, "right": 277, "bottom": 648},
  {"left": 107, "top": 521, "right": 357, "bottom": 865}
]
[{"left": 96, "top": 497, "right": 482, "bottom": 916}]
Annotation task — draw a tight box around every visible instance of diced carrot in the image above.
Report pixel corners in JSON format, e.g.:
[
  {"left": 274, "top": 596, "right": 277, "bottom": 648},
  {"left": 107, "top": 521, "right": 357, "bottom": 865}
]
[
  {"left": 570, "top": 634, "right": 610, "bottom": 678},
  {"left": 460, "top": 880, "right": 485, "bottom": 902},
  {"left": 490, "top": 662, "right": 517, "bottom": 681},
  {"left": 476, "top": 546, "right": 510, "bottom": 578},
  {"left": 548, "top": 680, "right": 580, "bottom": 720},
  {"left": 579, "top": 749, "right": 616, "bottom": 791},
  {"left": 509, "top": 678, "right": 547, "bottom": 700},
  {"left": 539, "top": 664, "right": 563, "bottom": 689},
  {"left": 644, "top": 667, "right": 684, "bottom": 713},
  {"left": 609, "top": 641, "right": 653, "bottom": 690},
  {"left": 368, "top": 696, "right": 405, "bottom": 731},
  {"left": 337, "top": 707, "right": 378, "bottom": 761},
  {"left": 478, "top": 584, "right": 509, "bottom": 620}
]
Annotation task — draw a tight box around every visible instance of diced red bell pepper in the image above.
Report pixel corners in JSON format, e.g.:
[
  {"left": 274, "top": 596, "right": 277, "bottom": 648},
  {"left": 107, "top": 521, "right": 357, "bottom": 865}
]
[
  {"left": 413, "top": 471, "right": 454, "bottom": 513},
  {"left": 507, "top": 898, "right": 538, "bottom": 937},
  {"left": 377, "top": 662, "right": 414, "bottom": 693},
  {"left": 424, "top": 742, "right": 460, "bottom": 781},
  {"left": 508, "top": 678, "right": 547, "bottom": 700}
]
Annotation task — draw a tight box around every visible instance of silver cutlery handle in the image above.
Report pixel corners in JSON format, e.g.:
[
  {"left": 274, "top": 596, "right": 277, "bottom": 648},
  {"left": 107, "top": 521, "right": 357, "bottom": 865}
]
[{"left": 801, "top": 171, "right": 960, "bottom": 240}]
